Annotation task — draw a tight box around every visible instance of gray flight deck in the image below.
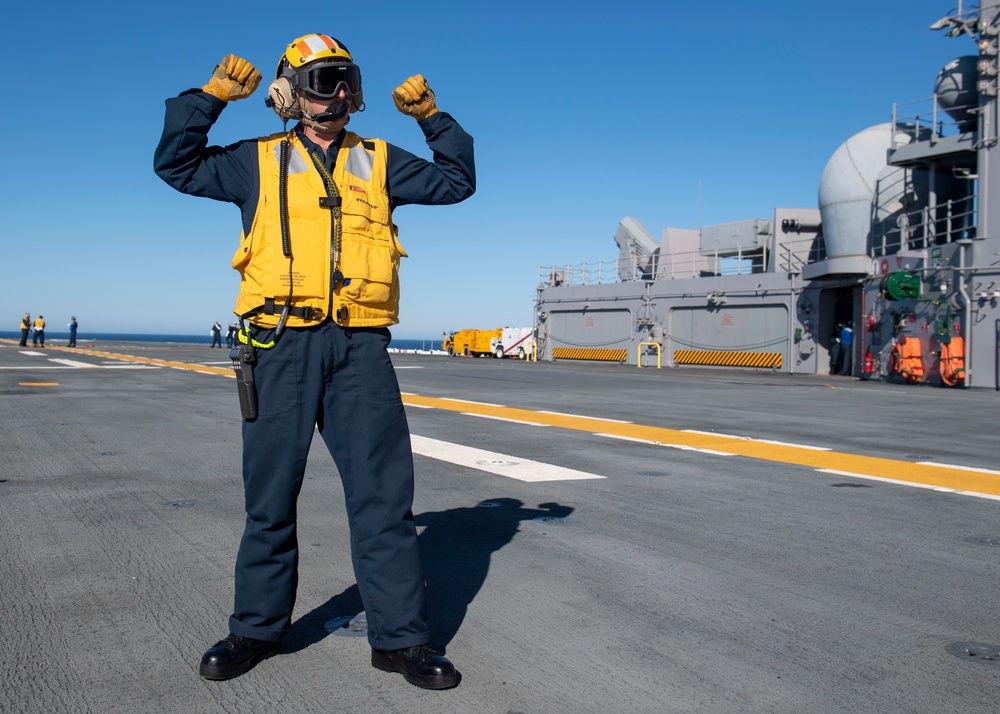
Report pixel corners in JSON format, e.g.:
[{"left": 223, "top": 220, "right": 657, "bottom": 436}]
[{"left": 3, "top": 339, "right": 1000, "bottom": 713}]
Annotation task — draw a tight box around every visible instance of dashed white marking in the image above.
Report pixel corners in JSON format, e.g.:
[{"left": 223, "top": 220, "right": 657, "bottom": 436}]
[
  {"left": 817, "top": 468, "right": 1000, "bottom": 502},
  {"left": 539, "top": 410, "right": 633, "bottom": 423},
  {"left": 439, "top": 397, "right": 507, "bottom": 407},
  {"left": 394, "top": 366, "right": 424, "bottom": 369},
  {"left": 409, "top": 435, "right": 604, "bottom": 482},
  {"left": 0, "top": 366, "right": 75, "bottom": 370},
  {"left": 683, "top": 429, "right": 831, "bottom": 451},
  {"left": 460, "top": 412, "right": 550, "bottom": 427},
  {"left": 0, "top": 363, "right": 160, "bottom": 370},
  {"left": 19, "top": 351, "right": 46, "bottom": 356},
  {"left": 597, "top": 433, "right": 735, "bottom": 456},
  {"left": 48, "top": 359, "right": 98, "bottom": 369},
  {"left": 917, "top": 462, "right": 1000, "bottom": 476}
]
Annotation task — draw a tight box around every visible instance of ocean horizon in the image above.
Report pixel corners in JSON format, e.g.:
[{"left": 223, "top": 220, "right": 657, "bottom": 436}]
[{"left": 0, "top": 331, "right": 443, "bottom": 351}]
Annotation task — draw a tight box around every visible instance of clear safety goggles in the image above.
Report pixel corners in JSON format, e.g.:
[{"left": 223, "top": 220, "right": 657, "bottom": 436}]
[{"left": 294, "top": 62, "right": 362, "bottom": 99}]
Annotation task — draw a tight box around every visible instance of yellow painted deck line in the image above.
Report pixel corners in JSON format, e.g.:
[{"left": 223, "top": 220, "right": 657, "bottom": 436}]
[
  {"left": 8, "top": 339, "right": 994, "bottom": 498},
  {"left": 400, "top": 394, "right": 1000, "bottom": 498},
  {"left": 48, "top": 347, "right": 234, "bottom": 377}
]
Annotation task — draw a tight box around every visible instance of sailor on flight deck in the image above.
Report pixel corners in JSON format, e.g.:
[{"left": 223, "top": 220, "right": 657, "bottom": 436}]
[{"left": 154, "top": 32, "right": 475, "bottom": 689}]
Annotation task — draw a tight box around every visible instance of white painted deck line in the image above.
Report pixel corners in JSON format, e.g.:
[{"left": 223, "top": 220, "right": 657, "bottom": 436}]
[
  {"left": 539, "top": 410, "right": 633, "bottom": 423},
  {"left": 683, "top": 429, "right": 831, "bottom": 451},
  {"left": 816, "top": 468, "right": 1000, "bottom": 502},
  {"left": 917, "top": 461, "right": 1000, "bottom": 476},
  {"left": 597, "top": 432, "right": 736, "bottom": 456},
  {"left": 48, "top": 359, "right": 99, "bottom": 369},
  {"left": 438, "top": 397, "right": 507, "bottom": 407},
  {"left": 460, "top": 413, "right": 551, "bottom": 427},
  {"left": 409, "top": 435, "right": 605, "bottom": 482}
]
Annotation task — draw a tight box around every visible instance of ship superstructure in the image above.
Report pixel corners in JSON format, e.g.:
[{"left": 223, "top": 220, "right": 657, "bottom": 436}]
[{"left": 535, "top": 2, "right": 1000, "bottom": 389}]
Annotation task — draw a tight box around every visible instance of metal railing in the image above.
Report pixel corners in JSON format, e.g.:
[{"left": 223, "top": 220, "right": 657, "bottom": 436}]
[
  {"left": 540, "top": 245, "right": 771, "bottom": 288},
  {"left": 539, "top": 195, "right": 979, "bottom": 288},
  {"left": 775, "top": 235, "right": 825, "bottom": 274},
  {"left": 890, "top": 94, "right": 976, "bottom": 151},
  {"left": 871, "top": 197, "right": 977, "bottom": 256},
  {"left": 541, "top": 261, "right": 618, "bottom": 287}
]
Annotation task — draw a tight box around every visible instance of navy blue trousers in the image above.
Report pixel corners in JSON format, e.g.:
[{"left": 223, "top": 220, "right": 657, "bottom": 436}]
[{"left": 228, "top": 322, "right": 428, "bottom": 651}]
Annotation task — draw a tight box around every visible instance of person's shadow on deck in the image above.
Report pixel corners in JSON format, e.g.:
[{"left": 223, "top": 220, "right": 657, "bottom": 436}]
[{"left": 284, "top": 498, "right": 574, "bottom": 653}]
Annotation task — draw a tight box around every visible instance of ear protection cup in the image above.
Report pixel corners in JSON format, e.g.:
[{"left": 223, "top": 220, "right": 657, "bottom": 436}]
[{"left": 266, "top": 77, "right": 299, "bottom": 119}]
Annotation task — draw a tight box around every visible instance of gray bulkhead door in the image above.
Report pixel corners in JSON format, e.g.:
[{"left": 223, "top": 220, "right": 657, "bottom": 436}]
[
  {"left": 669, "top": 305, "right": 789, "bottom": 369},
  {"left": 548, "top": 309, "right": 631, "bottom": 356}
]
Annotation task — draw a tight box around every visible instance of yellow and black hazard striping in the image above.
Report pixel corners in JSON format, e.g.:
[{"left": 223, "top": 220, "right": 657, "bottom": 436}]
[
  {"left": 552, "top": 348, "right": 628, "bottom": 362},
  {"left": 674, "top": 350, "right": 783, "bottom": 368}
]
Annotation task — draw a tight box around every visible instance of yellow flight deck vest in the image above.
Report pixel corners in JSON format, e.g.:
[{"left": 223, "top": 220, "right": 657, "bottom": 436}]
[
  {"left": 33, "top": 318, "right": 44, "bottom": 331},
  {"left": 233, "top": 130, "right": 406, "bottom": 329}
]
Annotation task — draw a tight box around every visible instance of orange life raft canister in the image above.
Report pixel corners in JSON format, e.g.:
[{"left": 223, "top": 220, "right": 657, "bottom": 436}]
[
  {"left": 939, "top": 336, "right": 965, "bottom": 387},
  {"left": 890, "top": 335, "right": 924, "bottom": 383}
]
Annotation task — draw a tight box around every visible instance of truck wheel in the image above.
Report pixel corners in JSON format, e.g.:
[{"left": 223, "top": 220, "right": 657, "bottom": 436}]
[
  {"left": 495, "top": 347, "right": 504, "bottom": 359},
  {"left": 447, "top": 345, "right": 455, "bottom": 356},
  {"left": 517, "top": 347, "right": 526, "bottom": 359},
  {"left": 463, "top": 346, "right": 470, "bottom": 357}
]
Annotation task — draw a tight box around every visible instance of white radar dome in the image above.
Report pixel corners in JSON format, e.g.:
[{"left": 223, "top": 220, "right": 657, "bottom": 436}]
[{"left": 818, "top": 123, "right": 914, "bottom": 258}]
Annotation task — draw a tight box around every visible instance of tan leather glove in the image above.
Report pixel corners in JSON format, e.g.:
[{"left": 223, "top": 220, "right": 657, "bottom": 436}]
[
  {"left": 202, "top": 54, "right": 262, "bottom": 102},
  {"left": 392, "top": 74, "right": 439, "bottom": 121}
]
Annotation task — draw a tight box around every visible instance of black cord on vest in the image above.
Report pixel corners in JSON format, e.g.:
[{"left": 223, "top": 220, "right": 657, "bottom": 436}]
[{"left": 274, "top": 138, "right": 294, "bottom": 340}]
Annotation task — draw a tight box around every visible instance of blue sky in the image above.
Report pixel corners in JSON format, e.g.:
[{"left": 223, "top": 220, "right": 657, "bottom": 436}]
[{"left": 0, "top": 1, "right": 972, "bottom": 339}]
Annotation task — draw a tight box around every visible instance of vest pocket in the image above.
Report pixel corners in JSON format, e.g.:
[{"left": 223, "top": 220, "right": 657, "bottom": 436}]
[
  {"left": 341, "top": 188, "right": 390, "bottom": 229},
  {"left": 338, "top": 233, "right": 397, "bottom": 305},
  {"left": 232, "top": 231, "right": 253, "bottom": 269},
  {"left": 232, "top": 228, "right": 271, "bottom": 303}
]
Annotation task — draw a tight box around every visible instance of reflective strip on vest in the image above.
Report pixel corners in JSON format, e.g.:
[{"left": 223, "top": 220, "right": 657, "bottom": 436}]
[
  {"left": 346, "top": 144, "right": 373, "bottom": 181},
  {"left": 273, "top": 144, "right": 309, "bottom": 174}
]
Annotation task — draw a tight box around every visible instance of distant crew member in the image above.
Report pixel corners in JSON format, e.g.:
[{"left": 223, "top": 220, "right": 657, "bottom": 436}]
[
  {"left": 32, "top": 315, "right": 45, "bottom": 348},
  {"left": 829, "top": 324, "right": 842, "bottom": 375},
  {"left": 840, "top": 321, "right": 854, "bottom": 376},
  {"left": 226, "top": 321, "right": 238, "bottom": 348},
  {"left": 19, "top": 313, "right": 30, "bottom": 346},
  {"left": 210, "top": 321, "right": 223, "bottom": 348},
  {"left": 154, "top": 33, "right": 475, "bottom": 687},
  {"left": 68, "top": 317, "right": 78, "bottom": 347}
]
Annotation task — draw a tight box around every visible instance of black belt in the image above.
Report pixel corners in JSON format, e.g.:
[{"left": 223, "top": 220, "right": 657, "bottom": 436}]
[{"left": 243, "top": 298, "right": 322, "bottom": 322}]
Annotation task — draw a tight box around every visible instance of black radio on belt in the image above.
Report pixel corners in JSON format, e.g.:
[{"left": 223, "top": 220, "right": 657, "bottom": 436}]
[{"left": 230, "top": 344, "right": 258, "bottom": 420}]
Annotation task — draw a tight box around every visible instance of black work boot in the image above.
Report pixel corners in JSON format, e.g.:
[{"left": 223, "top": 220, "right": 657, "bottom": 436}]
[
  {"left": 199, "top": 633, "right": 281, "bottom": 680},
  {"left": 371, "top": 644, "right": 458, "bottom": 689}
]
